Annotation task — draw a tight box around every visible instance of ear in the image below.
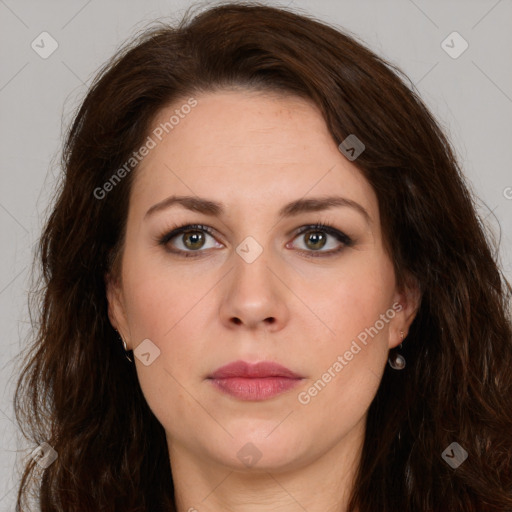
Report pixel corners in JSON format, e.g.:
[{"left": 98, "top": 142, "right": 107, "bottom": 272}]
[
  {"left": 105, "top": 271, "right": 131, "bottom": 350},
  {"left": 389, "top": 272, "right": 421, "bottom": 349}
]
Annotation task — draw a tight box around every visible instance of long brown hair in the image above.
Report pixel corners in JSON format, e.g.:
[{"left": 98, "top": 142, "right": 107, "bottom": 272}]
[{"left": 13, "top": 2, "right": 512, "bottom": 510}]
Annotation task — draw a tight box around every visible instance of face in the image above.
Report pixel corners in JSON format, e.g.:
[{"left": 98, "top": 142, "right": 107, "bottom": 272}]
[{"left": 106, "top": 89, "right": 419, "bottom": 474}]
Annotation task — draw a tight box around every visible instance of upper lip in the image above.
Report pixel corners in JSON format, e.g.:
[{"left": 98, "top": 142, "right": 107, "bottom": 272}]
[{"left": 208, "top": 360, "right": 303, "bottom": 379}]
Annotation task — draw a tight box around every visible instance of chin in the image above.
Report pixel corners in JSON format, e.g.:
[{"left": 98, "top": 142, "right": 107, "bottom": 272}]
[{"left": 210, "top": 430, "right": 309, "bottom": 473}]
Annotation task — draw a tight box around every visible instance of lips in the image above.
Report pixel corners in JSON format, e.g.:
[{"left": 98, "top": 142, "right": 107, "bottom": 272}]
[
  {"left": 208, "top": 360, "right": 302, "bottom": 379},
  {"left": 207, "top": 360, "right": 303, "bottom": 401}
]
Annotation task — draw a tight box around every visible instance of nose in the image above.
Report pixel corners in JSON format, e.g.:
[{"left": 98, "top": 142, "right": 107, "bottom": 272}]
[{"left": 219, "top": 240, "right": 290, "bottom": 332}]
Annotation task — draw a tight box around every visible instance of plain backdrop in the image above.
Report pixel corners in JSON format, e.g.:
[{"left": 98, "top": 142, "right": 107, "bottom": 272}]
[{"left": 1, "top": 0, "right": 511, "bottom": 509}]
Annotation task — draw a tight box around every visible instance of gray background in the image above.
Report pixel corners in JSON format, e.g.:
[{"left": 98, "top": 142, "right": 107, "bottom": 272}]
[{"left": 1, "top": 0, "right": 511, "bottom": 509}]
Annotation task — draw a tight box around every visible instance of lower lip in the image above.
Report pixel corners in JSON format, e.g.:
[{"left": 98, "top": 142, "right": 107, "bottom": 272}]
[{"left": 208, "top": 377, "right": 302, "bottom": 400}]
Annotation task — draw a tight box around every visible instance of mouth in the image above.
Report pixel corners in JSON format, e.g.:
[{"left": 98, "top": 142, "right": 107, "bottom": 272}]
[{"left": 207, "top": 360, "right": 304, "bottom": 401}]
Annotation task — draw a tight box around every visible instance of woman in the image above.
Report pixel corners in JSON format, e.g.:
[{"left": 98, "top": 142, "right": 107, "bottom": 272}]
[{"left": 14, "top": 2, "right": 512, "bottom": 511}]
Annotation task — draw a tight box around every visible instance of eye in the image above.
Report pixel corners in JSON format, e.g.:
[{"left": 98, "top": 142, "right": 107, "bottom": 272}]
[
  {"left": 156, "top": 222, "right": 353, "bottom": 258},
  {"left": 287, "top": 223, "right": 353, "bottom": 257},
  {"left": 157, "top": 224, "right": 222, "bottom": 257}
]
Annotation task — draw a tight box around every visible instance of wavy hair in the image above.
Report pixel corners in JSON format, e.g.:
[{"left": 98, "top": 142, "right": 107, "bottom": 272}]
[{"left": 13, "top": 2, "right": 512, "bottom": 511}]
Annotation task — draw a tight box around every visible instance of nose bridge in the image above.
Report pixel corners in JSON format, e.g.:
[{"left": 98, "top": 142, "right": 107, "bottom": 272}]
[{"left": 232, "top": 232, "right": 274, "bottom": 294}]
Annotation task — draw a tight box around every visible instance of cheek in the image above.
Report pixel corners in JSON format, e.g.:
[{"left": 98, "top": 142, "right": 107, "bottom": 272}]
[
  {"left": 121, "top": 268, "right": 206, "bottom": 434},
  {"left": 297, "top": 251, "right": 395, "bottom": 401},
  {"left": 299, "top": 249, "right": 396, "bottom": 342},
  {"left": 119, "top": 249, "right": 211, "bottom": 380},
  {"left": 121, "top": 247, "right": 201, "bottom": 340},
  {"left": 295, "top": 273, "right": 394, "bottom": 433}
]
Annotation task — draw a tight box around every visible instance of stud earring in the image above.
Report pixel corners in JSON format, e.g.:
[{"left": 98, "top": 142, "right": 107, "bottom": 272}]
[{"left": 388, "top": 330, "right": 406, "bottom": 370}]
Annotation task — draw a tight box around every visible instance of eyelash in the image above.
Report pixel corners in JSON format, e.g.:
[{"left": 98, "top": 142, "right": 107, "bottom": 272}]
[{"left": 156, "top": 222, "right": 353, "bottom": 259}]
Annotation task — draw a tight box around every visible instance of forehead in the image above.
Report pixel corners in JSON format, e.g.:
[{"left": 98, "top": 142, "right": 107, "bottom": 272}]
[{"left": 129, "top": 89, "right": 377, "bottom": 221}]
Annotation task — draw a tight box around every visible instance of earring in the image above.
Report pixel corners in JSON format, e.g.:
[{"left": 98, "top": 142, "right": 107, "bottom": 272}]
[
  {"left": 388, "top": 330, "right": 406, "bottom": 370},
  {"left": 116, "top": 331, "right": 133, "bottom": 363}
]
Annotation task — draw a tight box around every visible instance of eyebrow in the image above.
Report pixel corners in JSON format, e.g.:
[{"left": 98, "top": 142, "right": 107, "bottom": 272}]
[{"left": 144, "top": 194, "right": 371, "bottom": 225}]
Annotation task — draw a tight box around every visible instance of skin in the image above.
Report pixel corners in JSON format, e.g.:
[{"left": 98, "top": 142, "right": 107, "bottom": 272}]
[{"left": 106, "top": 89, "right": 420, "bottom": 512}]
